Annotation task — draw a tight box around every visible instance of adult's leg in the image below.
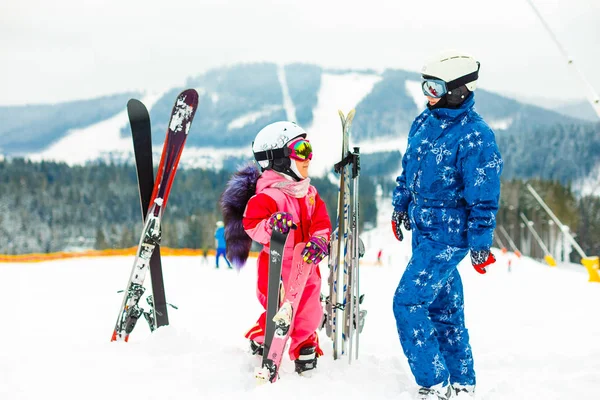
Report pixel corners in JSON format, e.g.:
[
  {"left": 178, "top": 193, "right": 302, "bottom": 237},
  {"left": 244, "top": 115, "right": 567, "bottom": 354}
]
[
  {"left": 429, "top": 268, "right": 475, "bottom": 386},
  {"left": 392, "top": 237, "right": 468, "bottom": 388}
]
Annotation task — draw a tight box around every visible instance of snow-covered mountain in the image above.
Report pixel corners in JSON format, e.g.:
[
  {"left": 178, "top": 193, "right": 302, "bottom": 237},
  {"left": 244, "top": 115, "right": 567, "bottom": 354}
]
[
  {"left": 1, "top": 63, "right": 599, "bottom": 193},
  {"left": 1, "top": 198, "right": 599, "bottom": 399}
]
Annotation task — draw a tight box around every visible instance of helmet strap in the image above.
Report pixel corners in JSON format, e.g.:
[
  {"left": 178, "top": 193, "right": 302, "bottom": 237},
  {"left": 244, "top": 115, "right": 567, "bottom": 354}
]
[{"left": 446, "top": 61, "right": 480, "bottom": 91}]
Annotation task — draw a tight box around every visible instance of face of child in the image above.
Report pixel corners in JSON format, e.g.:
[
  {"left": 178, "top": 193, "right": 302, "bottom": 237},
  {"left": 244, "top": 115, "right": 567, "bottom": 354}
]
[{"left": 294, "top": 158, "right": 310, "bottom": 179}]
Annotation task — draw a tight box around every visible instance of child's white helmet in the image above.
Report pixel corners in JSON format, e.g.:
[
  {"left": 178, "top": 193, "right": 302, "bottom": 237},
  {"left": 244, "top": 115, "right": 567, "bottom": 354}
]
[{"left": 252, "top": 121, "right": 306, "bottom": 172}]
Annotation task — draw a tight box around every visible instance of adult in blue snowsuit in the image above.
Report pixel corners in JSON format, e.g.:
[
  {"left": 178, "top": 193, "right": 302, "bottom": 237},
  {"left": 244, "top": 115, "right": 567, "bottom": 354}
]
[
  {"left": 391, "top": 51, "right": 503, "bottom": 400},
  {"left": 214, "top": 221, "right": 232, "bottom": 269}
]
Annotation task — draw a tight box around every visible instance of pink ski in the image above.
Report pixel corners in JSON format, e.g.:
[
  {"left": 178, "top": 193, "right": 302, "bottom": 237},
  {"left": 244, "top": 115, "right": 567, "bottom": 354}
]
[{"left": 255, "top": 242, "right": 311, "bottom": 383}]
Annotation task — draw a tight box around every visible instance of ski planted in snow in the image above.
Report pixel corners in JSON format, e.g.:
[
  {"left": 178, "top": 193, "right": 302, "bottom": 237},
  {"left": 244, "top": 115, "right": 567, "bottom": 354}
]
[
  {"left": 256, "top": 242, "right": 311, "bottom": 383},
  {"left": 257, "top": 229, "right": 291, "bottom": 380},
  {"left": 127, "top": 99, "right": 169, "bottom": 330},
  {"left": 325, "top": 109, "right": 366, "bottom": 361},
  {"left": 111, "top": 89, "right": 199, "bottom": 342}
]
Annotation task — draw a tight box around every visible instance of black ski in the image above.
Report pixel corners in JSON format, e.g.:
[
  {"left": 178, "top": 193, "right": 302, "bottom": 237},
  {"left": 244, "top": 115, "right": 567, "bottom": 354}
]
[
  {"left": 261, "top": 230, "right": 290, "bottom": 369},
  {"left": 127, "top": 99, "right": 169, "bottom": 329}
]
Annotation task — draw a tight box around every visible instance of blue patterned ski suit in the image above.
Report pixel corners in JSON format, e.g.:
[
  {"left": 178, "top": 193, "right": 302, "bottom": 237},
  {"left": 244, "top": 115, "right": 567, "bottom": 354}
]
[{"left": 392, "top": 93, "right": 502, "bottom": 388}]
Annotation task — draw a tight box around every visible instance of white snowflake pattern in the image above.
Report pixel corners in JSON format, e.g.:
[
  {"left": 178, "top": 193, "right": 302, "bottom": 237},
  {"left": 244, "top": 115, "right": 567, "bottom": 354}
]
[
  {"left": 432, "top": 354, "right": 446, "bottom": 378},
  {"left": 460, "top": 358, "right": 470, "bottom": 375},
  {"left": 430, "top": 143, "right": 452, "bottom": 164},
  {"left": 415, "top": 170, "right": 423, "bottom": 188},
  {"left": 474, "top": 167, "right": 486, "bottom": 186},
  {"left": 460, "top": 115, "right": 469, "bottom": 126},
  {"left": 418, "top": 208, "right": 433, "bottom": 227},
  {"left": 432, "top": 281, "right": 444, "bottom": 297},
  {"left": 439, "top": 166, "right": 456, "bottom": 185},
  {"left": 486, "top": 153, "right": 503, "bottom": 174},
  {"left": 435, "top": 245, "right": 460, "bottom": 261}
]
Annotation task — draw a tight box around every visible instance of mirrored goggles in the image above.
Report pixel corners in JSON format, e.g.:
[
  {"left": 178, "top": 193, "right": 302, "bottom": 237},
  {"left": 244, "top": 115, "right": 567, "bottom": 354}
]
[
  {"left": 287, "top": 138, "right": 313, "bottom": 161},
  {"left": 421, "top": 78, "right": 447, "bottom": 98}
]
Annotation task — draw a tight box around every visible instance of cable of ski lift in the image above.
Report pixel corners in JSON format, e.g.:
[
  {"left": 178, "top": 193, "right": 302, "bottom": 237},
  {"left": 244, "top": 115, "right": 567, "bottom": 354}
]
[{"left": 525, "top": 0, "right": 600, "bottom": 120}]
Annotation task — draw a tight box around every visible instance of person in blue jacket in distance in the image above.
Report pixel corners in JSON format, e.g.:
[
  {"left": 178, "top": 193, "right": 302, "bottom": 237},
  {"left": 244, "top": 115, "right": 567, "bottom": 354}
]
[
  {"left": 391, "top": 50, "right": 503, "bottom": 400},
  {"left": 214, "top": 220, "right": 232, "bottom": 269}
]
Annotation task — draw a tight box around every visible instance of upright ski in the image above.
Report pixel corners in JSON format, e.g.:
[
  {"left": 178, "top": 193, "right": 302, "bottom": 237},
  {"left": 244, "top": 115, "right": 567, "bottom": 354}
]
[
  {"left": 260, "top": 229, "right": 290, "bottom": 367},
  {"left": 326, "top": 109, "right": 366, "bottom": 361},
  {"left": 111, "top": 89, "right": 199, "bottom": 342},
  {"left": 127, "top": 99, "right": 169, "bottom": 330},
  {"left": 256, "top": 242, "right": 311, "bottom": 383}
]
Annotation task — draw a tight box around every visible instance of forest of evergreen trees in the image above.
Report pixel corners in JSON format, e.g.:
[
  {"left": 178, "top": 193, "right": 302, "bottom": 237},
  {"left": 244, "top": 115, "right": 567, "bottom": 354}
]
[
  {"left": 0, "top": 158, "right": 377, "bottom": 255},
  {"left": 1, "top": 158, "right": 598, "bottom": 261}
]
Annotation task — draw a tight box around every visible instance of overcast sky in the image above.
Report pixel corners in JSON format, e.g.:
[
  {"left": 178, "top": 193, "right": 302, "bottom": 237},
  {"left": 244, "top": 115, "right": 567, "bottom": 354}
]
[{"left": 1, "top": 0, "right": 599, "bottom": 106}]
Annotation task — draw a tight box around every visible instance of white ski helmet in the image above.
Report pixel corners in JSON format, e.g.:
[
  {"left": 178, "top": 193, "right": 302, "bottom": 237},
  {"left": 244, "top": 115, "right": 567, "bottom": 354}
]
[
  {"left": 421, "top": 50, "right": 480, "bottom": 92},
  {"left": 252, "top": 121, "right": 307, "bottom": 173}
]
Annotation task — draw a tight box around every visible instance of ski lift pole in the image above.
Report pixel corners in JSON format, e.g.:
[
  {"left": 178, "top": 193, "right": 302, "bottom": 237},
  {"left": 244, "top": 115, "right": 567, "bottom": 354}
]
[
  {"left": 498, "top": 225, "right": 521, "bottom": 257},
  {"left": 525, "top": 184, "right": 586, "bottom": 258},
  {"left": 525, "top": 0, "right": 600, "bottom": 120},
  {"left": 519, "top": 212, "right": 556, "bottom": 266},
  {"left": 526, "top": 183, "right": 600, "bottom": 280},
  {"left": 494, "top": 234, "right": 506, "bottom": 251}
]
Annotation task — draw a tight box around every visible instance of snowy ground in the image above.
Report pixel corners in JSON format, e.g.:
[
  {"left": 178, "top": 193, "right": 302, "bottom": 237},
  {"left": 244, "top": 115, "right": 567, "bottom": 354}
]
[{"left": 1, "top": 198, "right": 599, "bottom": 400}]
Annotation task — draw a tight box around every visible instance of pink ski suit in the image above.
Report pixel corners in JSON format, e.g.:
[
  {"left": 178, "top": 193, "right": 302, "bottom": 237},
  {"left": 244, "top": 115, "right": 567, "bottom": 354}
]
[{"left": 242, "top": 170, "right": 331, "bottom": 359}]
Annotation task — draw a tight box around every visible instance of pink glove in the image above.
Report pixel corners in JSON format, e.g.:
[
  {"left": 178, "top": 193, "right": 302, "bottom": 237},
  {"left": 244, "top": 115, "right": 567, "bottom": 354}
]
[
  {"left": 301, "top": 236, "right": 329, "bottom": 264},
  {"left": 268, "top": 212, "right": 295, "bottom": 234}
]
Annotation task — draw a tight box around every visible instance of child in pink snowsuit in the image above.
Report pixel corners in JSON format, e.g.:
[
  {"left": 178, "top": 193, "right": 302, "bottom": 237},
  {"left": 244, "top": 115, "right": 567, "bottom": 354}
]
[{"left": 220, "top": 121, "right": 331, "bottom": 373}]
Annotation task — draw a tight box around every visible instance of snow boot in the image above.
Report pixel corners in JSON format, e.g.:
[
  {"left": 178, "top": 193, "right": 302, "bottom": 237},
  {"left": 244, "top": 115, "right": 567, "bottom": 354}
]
[
  {"left": 417, "top": 382, "right": 452, "bottom": 400},
  {"left": 294, "top": 345, "right": 317, "bottom": 374},
  {"left": 249, "top": 340, "right": 263, "bottom": 356},
  {"left": 452, "top": 383, "right": 475, "bottom": 398}
]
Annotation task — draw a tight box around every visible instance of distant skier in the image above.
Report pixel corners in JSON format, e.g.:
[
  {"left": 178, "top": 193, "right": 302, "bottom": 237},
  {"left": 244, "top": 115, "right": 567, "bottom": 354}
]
[
  {"left": 390, "top": 50, "right": 503, "bottom": 400},
  {"left": 214, "top": 221, "right": 231, "bottom": 269},
  {"left": 220, "top": 121, "right": 331, "bottom": 374}
]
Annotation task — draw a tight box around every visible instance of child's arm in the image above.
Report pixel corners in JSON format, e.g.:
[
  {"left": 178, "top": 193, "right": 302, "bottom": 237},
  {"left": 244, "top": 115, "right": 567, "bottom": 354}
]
[
  {"left": 242, "top": 193, "right": 279, "bottom": 245},
  {"left": 308, "top": 193, "right": 332, "bottom": 240}
]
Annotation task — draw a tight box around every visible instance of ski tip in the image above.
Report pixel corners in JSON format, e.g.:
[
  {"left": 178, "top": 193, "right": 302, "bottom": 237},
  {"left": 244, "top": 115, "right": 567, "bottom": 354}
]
[
  {"left": 127, "top": 98, "right": 147, "bottom": 110},
  {"left": 126, "top": 99, "right": 149, "bottom": 122},
  {"left": 178, "top": 88, "right": 200, "bottom": 106}
]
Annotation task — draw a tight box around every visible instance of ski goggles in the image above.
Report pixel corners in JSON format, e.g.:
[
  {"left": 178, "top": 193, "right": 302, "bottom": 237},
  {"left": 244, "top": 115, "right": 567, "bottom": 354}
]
[
  {"left": 421, "top": 78, "right": 448, "bottom": 98},
  {"left": 421, "top": 62, "right": 481, "bottom": 98},
  {"left": 286, "top": 138, "right": 313, "bottom": 161}
]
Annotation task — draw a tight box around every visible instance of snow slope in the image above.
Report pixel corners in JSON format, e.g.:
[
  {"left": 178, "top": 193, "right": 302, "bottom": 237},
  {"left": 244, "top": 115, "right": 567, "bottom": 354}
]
[
  {"left": 1, "top": 199, "right": 599, "bottom": 400},
  {"left": 22, "top": 72, "right": 384, "bottom": 178},
  {"left": 27, "top": 91, "right": 168, "bottom": 166}
]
